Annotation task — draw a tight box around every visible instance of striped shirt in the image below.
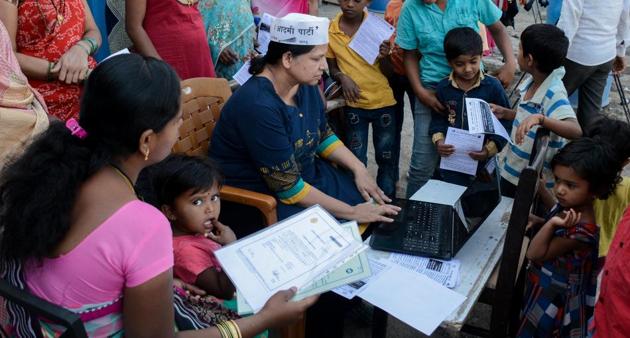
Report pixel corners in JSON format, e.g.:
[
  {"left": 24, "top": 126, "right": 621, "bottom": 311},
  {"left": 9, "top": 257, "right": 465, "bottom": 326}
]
[{"left": 500, "top": 67, "right": 576, "bottom": 187}]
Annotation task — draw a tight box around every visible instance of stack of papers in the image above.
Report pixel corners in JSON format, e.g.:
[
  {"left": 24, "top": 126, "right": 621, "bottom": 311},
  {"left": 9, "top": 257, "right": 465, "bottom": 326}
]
[
  {"left": 236, "top": 221, "right": 371, "bottom": 315},
  {"left": 215, "top": 206, "right": 367, "bottom": 312}
]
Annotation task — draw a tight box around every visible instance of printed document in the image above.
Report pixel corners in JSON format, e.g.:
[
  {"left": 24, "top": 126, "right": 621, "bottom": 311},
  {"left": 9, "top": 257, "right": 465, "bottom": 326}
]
[
  {"left": 465, "top": 98, "right": 512, "bottom": 143},
  {"left": 439, "top": 127, "right": 484, "bottom": 176},
  {"left": 257, "top": 13, "right": 275, "bottom": 55},
  {"left": 333, "top": 257, "right": 390, "bottom": 299},
  {"left": 233, "top": 60, "right": 252, "bottom": 85},
  {"left": 215, "top": 205, "right": 364, "bottom": 311},
  {"left": 348, "top": 13, "right": 395, "bottom": 64},
  {"left": 237, "top": 221, "right": 371, "bottom": 314},
  {"left": 388, "top": 253, "right": 460, "bottom": 288}
]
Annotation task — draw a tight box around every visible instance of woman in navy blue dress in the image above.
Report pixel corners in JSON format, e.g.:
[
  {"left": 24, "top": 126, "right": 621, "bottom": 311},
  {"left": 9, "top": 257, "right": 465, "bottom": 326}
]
[{"left": 210, "top": 13, "right": 399, "bottom": 223}]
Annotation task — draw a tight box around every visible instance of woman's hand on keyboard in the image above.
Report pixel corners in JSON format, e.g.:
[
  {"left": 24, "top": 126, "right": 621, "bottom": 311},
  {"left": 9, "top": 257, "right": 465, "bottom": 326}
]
[{"left": 351, "top": 201, "right": 401, "bottom": 224}]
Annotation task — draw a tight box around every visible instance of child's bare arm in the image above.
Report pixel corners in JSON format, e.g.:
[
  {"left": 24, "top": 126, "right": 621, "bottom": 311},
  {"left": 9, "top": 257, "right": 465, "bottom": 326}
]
[
  {"left": 195, "top": 268, "right": 236, "bottom": 300},
  {"left": 516, "top": 115, "right": 582, "bottom": 144},
  {"left": 526, "top": 209, "right": 589, "bottom": 262},
  {"left": 327, "top": 57, "right": 360, "bottom": 103},
  {"left": 489, "top": 104, "right": 516, "bottom": 121}
]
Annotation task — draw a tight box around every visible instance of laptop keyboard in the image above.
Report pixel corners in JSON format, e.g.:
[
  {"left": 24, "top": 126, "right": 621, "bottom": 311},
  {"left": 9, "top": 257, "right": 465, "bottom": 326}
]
[{"left": 401, "top": 202, "right": 442, "bottom": 255}]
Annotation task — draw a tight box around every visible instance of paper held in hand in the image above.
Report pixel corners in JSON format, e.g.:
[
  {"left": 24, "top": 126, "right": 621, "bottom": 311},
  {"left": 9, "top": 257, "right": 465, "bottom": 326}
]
[
  {"left": 215, "top": 205, "right": 365, "bottom": 312},
  {"left": 348, "top": 12, "right": 395, "bottom": 65},
  {"left": 439, "top": 127, "right": 484, "bottom": 176},
  {"left": 465, "top": 98, "right": 513, "bottom": 143}
]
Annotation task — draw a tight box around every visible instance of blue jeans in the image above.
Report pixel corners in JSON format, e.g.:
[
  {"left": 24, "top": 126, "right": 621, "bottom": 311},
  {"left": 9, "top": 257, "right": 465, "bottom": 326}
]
[
  {"left": 344, "top": 105, "right": 397, "bottom": 198},
  {"left": 406, "top": 97, "right": 439, "bottom": 197}
]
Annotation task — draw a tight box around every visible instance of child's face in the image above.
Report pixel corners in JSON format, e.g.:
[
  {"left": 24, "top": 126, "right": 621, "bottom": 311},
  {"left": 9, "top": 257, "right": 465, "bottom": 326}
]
[
  {"left": 168, "top": 183, "right": 221, "bottom": 235},
  {"left": 448, "top": 54, "right": 481, "bottom": 82},
  {"left": 340, "top": 0, "right": 370, "bottom": 20},
  {"left": 552, "top": 165, "right": 593, "bottom": 209}
]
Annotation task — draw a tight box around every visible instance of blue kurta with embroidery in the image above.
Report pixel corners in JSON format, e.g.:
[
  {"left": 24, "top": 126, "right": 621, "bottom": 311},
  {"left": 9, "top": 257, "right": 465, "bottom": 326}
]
[{"left": 209, "top": 76, "right": 363, "bottom": 220}]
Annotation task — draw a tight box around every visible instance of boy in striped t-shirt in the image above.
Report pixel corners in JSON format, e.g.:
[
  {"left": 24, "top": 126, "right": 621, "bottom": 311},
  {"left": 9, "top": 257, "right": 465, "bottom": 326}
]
[{"left": 491, "top": 24, "right": 582, "bottom": 197}]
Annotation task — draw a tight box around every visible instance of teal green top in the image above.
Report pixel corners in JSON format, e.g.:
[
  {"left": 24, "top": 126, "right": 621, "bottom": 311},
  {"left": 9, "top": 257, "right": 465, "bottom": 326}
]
[{"left": 395, "top": 0, "right": 502, "bottom": 87}]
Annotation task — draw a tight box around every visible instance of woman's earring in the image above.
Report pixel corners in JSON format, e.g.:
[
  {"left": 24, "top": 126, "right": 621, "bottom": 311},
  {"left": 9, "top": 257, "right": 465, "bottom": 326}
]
[{"left": 144, "top": 149, "right": 150, "bottom": 161}]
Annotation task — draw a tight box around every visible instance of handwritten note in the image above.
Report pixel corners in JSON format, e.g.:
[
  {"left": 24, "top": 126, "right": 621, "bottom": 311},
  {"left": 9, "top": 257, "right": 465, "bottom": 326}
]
[
  {"left": 439, "top": 127, "right": 484, "bottom": 176},
  {"left": 348, "top": 13, "right": 395, "bottom": 65}
]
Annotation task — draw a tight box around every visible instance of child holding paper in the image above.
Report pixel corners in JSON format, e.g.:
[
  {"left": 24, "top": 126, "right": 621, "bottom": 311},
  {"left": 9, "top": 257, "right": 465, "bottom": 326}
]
[
  {"left": 492, "top": 24, "right": 582, "bottom": 197},
  {"left": 430, "top": 27, "right": 511, "bottom": 187},
  {"left": 141, "top": 154, "right": 237, "bottom": 300},
  {"left": 327, "top": 0, "right": 398, "bottom": 198},
  {"left": 517, "top": 138, "right": 620, "bottom": 337}
]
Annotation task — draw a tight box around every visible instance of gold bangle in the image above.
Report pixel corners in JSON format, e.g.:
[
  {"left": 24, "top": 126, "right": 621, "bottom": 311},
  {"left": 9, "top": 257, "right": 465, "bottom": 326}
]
[
  {"left": 216, "top": 322, "right": 230, "bottom": 338},
  {"left": 228, "top": 320, "right": 242, "bottom": 338}
]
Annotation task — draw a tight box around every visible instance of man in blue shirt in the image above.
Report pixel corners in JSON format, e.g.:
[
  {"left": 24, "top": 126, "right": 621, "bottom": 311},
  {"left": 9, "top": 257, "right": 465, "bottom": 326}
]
[{"left": 396, "top": 0, "right": 517, "bottom": 196}]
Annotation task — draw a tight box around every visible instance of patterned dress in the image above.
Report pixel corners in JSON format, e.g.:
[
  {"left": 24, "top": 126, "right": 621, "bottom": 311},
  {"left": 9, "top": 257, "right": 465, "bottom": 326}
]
[
  {"left": 517, "top": 205, "right": 599, "bottom": 338},
  {"left": 198, "top": 0, "right": 256, "bottom": 79},
  {"left": 16, "top": 0, "right": 96, "bottom": 121}
]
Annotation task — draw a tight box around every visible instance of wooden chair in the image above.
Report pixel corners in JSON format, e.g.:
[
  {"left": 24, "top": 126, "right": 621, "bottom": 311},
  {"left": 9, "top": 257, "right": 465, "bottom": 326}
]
[
  {"left": 0, "top": 278, "right": 87, "bottom": 338},
  {"left": 175, "top": 77, "right": 278, "bottom": 229},
  {"left": 461, "top": 128, "right": 550, "bottom": 337},
  {"left": 176, "top": 78, "right": 305, "bottom": 338}
]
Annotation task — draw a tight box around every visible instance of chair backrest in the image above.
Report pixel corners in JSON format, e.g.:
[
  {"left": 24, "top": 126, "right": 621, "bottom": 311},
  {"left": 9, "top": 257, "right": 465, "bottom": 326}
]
[
  {"left": 489, "top": 128, "right": 550, "bottom": 336},
  {"left": 173, "top": 77, "right": 232, "bottom": 157},
  {"left": 0, "top": 279, "right": 87, "bottom": 338}
]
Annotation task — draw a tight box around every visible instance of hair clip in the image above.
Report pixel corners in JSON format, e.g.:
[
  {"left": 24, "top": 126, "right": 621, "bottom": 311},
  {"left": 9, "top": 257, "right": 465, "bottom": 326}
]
[{"left": 65, "top": 118, "right": 88, "bottom": 139}]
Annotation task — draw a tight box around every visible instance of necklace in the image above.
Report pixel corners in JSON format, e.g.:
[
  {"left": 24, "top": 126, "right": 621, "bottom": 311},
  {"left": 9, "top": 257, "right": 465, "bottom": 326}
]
[
  {"left": 110, "top": 164, "right": 136, "bottom": 196},
  {"left": 34, "top": 0, "right": 66, "bottom": 34}
]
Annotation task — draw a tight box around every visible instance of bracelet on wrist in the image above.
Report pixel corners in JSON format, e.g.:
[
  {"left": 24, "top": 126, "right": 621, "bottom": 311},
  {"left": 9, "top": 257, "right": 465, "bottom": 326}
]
[
  {"left": 75, "top": 42, "right": 91, "bottom": 56},
  {"left": 539, "top": 114, "right": 545, "bottom": 127},
  {"left": 80, "top": 37, "right": 98, "bottom": 55},
  {"left": 46, "top": 61, "right": 54, "bottom": 82}
]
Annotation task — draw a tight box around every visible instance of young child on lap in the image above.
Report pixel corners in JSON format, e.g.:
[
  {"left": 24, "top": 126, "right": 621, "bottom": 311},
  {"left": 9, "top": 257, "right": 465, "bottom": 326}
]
[
  {"left": 145, "top": 154, "right": 236, "bottom": 300},
  {"left": 430, "top": 27, "right": 510, "bottom": 187}
]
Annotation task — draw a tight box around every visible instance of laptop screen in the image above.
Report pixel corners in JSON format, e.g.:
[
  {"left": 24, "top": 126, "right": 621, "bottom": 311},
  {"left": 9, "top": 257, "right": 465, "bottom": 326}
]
[{"left": 458, "top": 170, "right": 502, "bottom": 231}]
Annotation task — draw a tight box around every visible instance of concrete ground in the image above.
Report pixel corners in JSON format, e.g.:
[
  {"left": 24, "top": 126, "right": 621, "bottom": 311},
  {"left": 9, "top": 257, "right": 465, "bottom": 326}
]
[{"left": 317, "top": 1, "right": 630, "bottom": 337}]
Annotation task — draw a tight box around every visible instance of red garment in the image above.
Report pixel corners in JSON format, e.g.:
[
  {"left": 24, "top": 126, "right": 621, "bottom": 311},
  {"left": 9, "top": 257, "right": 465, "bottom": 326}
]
[
  {"left": 17, "top": 0, "right": 96, "bottom": 121},
  {"left": 143, "top": 0, "right": 215, "bottom": 80},
  {"left": 173, "top": 234, "right": 222, "bottom": 285},
  {"left": 593, "top": 206, "right": 630, "bottom": 338}
]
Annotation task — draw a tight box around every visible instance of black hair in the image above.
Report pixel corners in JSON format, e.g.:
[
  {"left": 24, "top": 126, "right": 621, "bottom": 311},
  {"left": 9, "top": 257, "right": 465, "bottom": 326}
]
[
  {"left": 0, "top": 54, "right": 181, "bottom": 261},
  {"left": 551, "top": 138, "right": 622, "bottom": 199},
  {"left": 249, "top": 41, "right": 315, "bottom": 75},
  {"left": 444, "top": 27, "right": 483, "bottom": 61},
  {"left": 138, "top": 154, "right": 223, "bottom": 209},
  {"left": 584, "top": 116, "right": 630, "bottom": 166},
  {"left": 521, "top": 23, "right": 569, "bottom": 74}
]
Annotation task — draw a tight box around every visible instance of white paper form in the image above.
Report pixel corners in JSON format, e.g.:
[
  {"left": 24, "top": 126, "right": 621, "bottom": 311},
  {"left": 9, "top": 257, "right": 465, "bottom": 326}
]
[
  {"left": 333, "top": 257, "right": 390, "bottom": 299},
  {"left": 465, "top": 98, "right": 513, "bottom": 143},
  {"left": 257, "top": 13, "right": 275, "bottom": 55},
  {"left": 215, "top": 205, "right": 363, "bottom": 311},
  {"left": 388, "top": 253, "right": 460, "bottom": 288},
  {"left": 348, "top": 12, "right": 395, "bottom": 65},
  {"left": 359, "top": 265, "right": 466, "bottom": 336},
  {"left": 232, "top": 60, "right": 252, "bottom": 85},
  {"left": 439, "top": 127, "right": 484, "bottom": 176}
]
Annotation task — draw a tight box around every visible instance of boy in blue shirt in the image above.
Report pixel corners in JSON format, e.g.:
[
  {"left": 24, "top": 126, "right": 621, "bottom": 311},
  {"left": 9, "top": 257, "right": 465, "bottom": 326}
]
[{"left": 430, "top": 27, "right": 511, "bottom": 186}]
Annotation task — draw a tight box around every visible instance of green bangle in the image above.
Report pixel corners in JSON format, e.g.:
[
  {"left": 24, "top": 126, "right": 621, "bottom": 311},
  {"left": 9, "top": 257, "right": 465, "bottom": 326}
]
[
  {"left": 81, "top": 37, "right": 98, "bottom": 54},
  {"left": 75, "top": 42, "right": 90, "bottom": 56},
  {"left": 46, "top": 61, "right": 54, "bottom": 82}
]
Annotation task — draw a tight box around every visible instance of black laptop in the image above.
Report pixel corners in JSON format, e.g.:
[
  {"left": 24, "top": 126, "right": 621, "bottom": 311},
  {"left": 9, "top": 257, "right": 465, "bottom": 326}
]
[{"left": 369, "top": 177, "right": 501, "bottom": 260}]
